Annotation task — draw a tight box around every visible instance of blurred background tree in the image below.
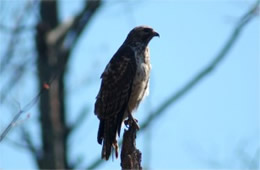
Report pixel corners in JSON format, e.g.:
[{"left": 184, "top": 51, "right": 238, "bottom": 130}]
[{"left": 0, "top": 0, "right": 259, "bottom": 169}]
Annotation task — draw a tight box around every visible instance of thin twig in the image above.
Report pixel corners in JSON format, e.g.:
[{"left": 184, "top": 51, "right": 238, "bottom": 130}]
[
  {"left": 67, "top": 106, "right": 90, "bottom": 135},
  {"left": 0, "top": 0, "right": 35, "bottom": 74},
  {"left": 20, "top": 125, "right": 38, "bottom": 157},
  {"left": 0, "top": 59, "right": 28, "bottom": 103},
  {"left": 0, "top": 90, "right": 44, "bottom": 142}
]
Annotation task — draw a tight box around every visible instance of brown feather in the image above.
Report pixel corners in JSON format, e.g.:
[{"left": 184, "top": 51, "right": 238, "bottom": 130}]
[{"left": 95, "top": 46, "right": 136, "bottom": 160}]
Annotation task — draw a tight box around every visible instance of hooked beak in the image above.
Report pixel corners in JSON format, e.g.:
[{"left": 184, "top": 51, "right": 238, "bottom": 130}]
[{"left": 153, "top": 31, "right": 160, "bottom": 37}]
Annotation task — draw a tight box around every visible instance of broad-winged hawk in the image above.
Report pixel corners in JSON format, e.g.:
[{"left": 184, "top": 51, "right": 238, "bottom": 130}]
[{"left": 94, "top": 26, "right": 159, "bottom": 160}]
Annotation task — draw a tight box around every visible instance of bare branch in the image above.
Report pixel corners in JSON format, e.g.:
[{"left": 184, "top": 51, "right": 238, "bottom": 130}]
[
  {"left": 61, "top": 0, "right": 102, "bottom": 52},
  {"left": 0, "top": 90, "right": 45, "bottom": 142},
  {"left": 20, "top": 125, "right": 38, "bottom": 158},
  {"left": 0, "top": 24, "right": 34, "bottom": 33},
  {"left": 0, "top": 0, "right": 35, "bottom": 74},
  {"left": 121, "top": 125, "right": 142, "bottom": 170},
  {"left": 0, "top": 59, "right": 28, "bottom": 103},
  {"left": 1, "top": 113, "right": 39, "bottom": 161},
  {"left": 67, "top": 106, "right": 90, "bottom": 135},
  {"left": 46, "top": 0, "right": 102, "bottom": 54},
  {"left": 4, "top": 137, "right": 27, "bottom": 149}
]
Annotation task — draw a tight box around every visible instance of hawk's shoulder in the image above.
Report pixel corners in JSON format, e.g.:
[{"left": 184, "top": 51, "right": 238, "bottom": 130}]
[{"left": 101, "top": 45, "right": 135, "bottom": 76}]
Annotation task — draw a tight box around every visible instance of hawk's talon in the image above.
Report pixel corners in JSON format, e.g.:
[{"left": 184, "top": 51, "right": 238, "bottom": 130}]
[
  {"left": 131, "top": 118, "right": 140, "bottom": 130},
  {"left": 124, "top": 119, "right": 130, "bottom": 128},
  {"left": 124, "top": 118, "right": 139, "bottom": 130},
  {"left": 125, "top": 111, "right": 140, "bottom": 130}
]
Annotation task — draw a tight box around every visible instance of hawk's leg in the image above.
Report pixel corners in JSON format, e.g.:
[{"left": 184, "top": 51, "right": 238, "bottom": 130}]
[{"left": 124, "top": 109, "right": 140, "bottom": 130}]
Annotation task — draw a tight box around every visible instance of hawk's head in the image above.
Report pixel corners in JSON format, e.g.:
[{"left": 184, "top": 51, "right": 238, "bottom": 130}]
[{"left": 125, "top": 26, "right": 159, "bottom": 46}]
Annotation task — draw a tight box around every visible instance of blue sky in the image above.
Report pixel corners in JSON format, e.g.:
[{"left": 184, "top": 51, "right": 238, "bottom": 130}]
[{"left": 0, "top": 0, "right": 259, "bottom": 169}]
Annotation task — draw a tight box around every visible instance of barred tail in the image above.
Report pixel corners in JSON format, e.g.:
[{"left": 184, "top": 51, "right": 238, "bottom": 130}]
[{"left": 97, "top": 117, "right": 119, "bottom": 160}]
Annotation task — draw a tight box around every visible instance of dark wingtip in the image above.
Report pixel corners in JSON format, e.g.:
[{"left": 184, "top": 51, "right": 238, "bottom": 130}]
[
  {"left": 105, "top": 154, "right": 110, "bottom": 160},
  {"left": 101, "top": 154, "right": 110, "bottom": 161},
  {"left": 101, "top": 143, "right": 112, "bottom": 161},
  {"left": 97, "top": 120, "right": 104, "bottom": 145},
  {"left": 97, "top": 137, "right": 102, "bottom": 145}
]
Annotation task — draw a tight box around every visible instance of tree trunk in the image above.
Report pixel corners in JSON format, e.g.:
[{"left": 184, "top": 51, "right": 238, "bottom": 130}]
[
  {"left": 35, "top": 0, "right": 102, "bottom": 168},
  {"left": 35, "top": 1, "right": 69, "bottom": 169}
]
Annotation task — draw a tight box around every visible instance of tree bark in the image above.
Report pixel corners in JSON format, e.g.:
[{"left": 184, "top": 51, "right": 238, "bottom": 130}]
[
  {"left": 121, "top": 125, "right": 142, "bottom": 170},
  {"left": 36, "top": 1, "right": 69, "bottom": 168},
  {"left": 35, "top": 0, "right": 102, "bottom": 169}
]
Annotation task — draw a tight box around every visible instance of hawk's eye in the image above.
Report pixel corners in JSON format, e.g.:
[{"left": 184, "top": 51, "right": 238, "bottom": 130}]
[{"left": 143, "top": 28, "right": 151, "bottom": 33}]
